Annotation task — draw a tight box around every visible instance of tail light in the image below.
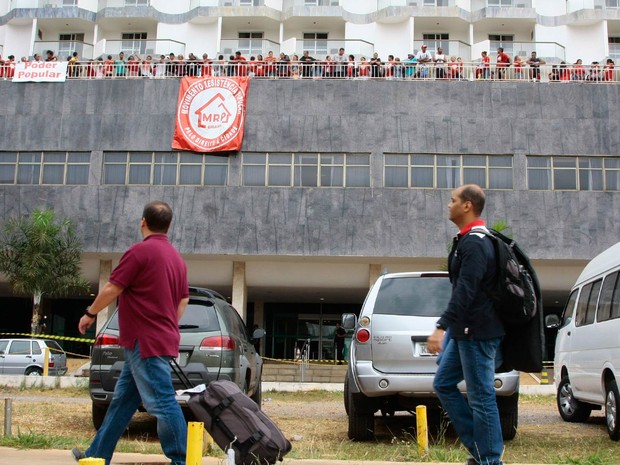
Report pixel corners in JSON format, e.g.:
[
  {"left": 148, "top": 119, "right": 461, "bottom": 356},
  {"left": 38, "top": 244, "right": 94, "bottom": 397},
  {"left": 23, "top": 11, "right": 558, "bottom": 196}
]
[
  {"left": 48, "top": 361, "right": 55, "bottom": 367},
  {"left": 356, "top": 328, "right": 371, "bottom": 343},
  {"left": 200, "top": 336, "right": 235, "bottom": 350},
  {"left": 94, "top": 334, "right": 120, "bottom": 347}
]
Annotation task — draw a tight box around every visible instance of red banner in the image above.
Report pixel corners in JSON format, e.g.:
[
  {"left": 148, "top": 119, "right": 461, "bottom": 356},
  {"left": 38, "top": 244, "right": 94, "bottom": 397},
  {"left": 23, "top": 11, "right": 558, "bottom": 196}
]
[{"left": 172, "top": 76, "right": 250, "bottom": 153}]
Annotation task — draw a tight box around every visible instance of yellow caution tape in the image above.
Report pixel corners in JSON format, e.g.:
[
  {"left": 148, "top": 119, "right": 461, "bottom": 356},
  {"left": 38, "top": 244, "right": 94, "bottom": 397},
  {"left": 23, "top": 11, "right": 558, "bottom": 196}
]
[
  {"left": 0, "top": 332, "right": 95, "bottom": 344},
  {"left": 261, "top": 356, "right": 347, "bottom": 366}
]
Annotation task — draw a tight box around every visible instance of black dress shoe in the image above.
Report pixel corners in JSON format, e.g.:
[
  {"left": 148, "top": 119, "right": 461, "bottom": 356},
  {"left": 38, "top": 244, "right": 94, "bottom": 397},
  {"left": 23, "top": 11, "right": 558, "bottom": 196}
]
[{"left": 71, "top": 448, "right": 85, "bottom": 462}]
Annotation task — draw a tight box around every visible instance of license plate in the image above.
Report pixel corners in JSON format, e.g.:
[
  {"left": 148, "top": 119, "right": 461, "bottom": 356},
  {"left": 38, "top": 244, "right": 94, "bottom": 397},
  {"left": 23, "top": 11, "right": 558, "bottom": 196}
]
[
  {"left": 175, "top": 352, "right": 189, "bottom": 366},
  {"left": 417, "top": 342, "right": 434, "bottom": 357}
]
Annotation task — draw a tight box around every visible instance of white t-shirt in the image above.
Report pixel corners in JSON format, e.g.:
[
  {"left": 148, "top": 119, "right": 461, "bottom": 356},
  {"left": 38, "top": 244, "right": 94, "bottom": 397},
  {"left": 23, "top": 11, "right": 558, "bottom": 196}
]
[
  {"left": 415, "top": 51, "right": 433, "bottom": 66},
  {"left": 434, "top": 53, "right": 446, "bottom": 68}
]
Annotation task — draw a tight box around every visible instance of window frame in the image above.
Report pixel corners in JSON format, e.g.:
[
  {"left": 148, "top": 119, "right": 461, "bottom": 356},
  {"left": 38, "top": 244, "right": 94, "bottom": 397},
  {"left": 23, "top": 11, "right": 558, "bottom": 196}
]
[{"left": 384, "top": 153, "right": 513, "bottom": 190}]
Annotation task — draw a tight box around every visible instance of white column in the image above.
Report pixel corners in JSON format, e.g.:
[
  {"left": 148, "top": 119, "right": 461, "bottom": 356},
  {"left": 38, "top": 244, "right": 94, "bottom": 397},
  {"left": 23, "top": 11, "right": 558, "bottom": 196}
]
[
  {"left": 217, "top": 17, "right": 223, "bottom": 56},
  {"left": 29, "top": 19, "right": 37, "bottom": 56},
  {"left": 95, "top": 260, "right": 113, "bottom": 333},
  {"left": 232, "top": 261, "right": 247, "bottom": 321}
]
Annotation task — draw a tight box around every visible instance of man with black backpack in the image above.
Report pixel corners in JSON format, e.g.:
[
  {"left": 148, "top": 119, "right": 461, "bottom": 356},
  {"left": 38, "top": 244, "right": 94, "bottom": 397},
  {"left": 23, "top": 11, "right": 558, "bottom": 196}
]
[{"left": 427, "top": 184, "right": 505, "bottom": 465}]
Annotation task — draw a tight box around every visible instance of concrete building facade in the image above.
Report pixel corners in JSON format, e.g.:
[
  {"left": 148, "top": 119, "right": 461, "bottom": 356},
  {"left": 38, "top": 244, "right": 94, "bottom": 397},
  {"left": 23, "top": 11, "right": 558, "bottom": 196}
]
[{"left": 0, "top": 77, "right": 619, "bottom": 360}]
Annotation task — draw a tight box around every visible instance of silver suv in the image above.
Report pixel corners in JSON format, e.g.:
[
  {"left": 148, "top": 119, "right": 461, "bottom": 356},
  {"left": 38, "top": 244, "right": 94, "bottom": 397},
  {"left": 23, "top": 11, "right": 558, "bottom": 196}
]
[
  {"left": 342, "top": 271, "right": 520, "bottom": 441},
  {"left": 0, "top": 338, "right": 67, "bottom": 376},
  {"left": 89, "top": 287, "right": 263, "bottom": 429}
]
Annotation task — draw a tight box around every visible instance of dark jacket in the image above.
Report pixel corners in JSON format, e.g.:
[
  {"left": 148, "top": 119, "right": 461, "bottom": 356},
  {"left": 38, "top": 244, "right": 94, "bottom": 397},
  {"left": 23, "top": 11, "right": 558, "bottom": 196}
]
[{"left": 436, "top": 227, "right": 505, "bottom": 340}]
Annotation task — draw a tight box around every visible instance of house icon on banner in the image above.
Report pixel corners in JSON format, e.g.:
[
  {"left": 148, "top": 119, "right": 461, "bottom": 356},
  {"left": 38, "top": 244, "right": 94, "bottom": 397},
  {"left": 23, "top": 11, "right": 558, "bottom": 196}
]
[{"left": 195, "top": 93, "right": 232, "bottom": 128}]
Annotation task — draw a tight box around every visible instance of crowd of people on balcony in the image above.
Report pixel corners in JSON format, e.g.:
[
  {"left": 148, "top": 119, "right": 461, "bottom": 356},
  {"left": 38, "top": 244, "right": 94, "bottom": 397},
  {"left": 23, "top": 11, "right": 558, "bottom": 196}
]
[{"left": 0, "top": 46, "right": 615, "bottom": 82}]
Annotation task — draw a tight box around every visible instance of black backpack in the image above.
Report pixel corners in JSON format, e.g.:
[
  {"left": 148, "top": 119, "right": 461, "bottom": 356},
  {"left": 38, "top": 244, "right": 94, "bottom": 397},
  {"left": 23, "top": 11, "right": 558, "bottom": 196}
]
[
  {"left": 477, "top": 229, "right": 538, "bottom": 327},
  {"left": 472, "top": 229, "right": 545, "bottom": 373}
]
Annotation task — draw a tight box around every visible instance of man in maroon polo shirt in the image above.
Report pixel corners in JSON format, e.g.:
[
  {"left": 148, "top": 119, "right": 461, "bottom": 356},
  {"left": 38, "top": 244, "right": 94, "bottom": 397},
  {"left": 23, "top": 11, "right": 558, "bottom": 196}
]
[{"left": 73, "top": 200, "right": 189, "bottom": 465}]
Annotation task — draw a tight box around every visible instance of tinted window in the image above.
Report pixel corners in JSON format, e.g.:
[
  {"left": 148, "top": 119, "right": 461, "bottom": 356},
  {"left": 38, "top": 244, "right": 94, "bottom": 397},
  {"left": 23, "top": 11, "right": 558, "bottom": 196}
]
[
  {"left": 180, "top": 302, "right": 220, "bottom": 331},
  {"left": 105, "top": 301, "right": 220, "bottom": 332},
  {"left": 575, "top": 280, "right": 602, "bottom": 327},
  {"left": 9, "top": 340, "right": 30, "bottom": 355},
  {"left": 597, "top": 271, "right": 619, "bottom": 322},
  {"left": 374, "top": 277, "right": 452, "bottom": 316},
  {"left": 0, "top": 340, "right": 7, "bottom": 353},
  {"left": 44, "top": 340, "right": 64, "bottom": 353}
]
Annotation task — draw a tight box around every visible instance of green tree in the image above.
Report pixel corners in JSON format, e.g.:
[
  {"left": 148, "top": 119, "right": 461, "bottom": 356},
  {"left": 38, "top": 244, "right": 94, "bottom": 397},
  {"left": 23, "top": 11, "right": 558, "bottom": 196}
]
[{"left": 0, "top": 209, "right": 90, "bottom": 334}]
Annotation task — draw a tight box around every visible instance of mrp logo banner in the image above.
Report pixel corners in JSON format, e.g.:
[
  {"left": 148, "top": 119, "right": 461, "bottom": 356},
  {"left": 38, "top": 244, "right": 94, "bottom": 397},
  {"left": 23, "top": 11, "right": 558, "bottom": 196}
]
[{"left": 172, "top": 76, "right": 249, "bottom": 153}]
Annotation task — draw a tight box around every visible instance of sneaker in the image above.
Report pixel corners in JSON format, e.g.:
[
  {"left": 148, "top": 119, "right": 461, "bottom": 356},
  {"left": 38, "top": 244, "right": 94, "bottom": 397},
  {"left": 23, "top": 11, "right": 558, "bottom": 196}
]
[{"left": 71, "top": 448, "right": 85, "bottom": 462}]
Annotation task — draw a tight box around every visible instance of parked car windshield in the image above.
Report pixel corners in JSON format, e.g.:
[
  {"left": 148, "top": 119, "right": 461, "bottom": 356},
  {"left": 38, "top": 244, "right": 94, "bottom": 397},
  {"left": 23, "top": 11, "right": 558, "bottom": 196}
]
[
  {"left": 43, "top": 340, "right": 64, "bottom": 353},
  {"left": 374, "top": 277, "right": 452, "bottom": 316},
  {"left": 106, "top": 301, "right": 220, "bottom": 332}
]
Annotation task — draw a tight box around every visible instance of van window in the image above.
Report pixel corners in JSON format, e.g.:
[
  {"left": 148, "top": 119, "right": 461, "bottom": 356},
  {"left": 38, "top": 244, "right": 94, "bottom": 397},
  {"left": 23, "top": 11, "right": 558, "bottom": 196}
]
[
  {"left": 575, "top": 280, "right": 602, "bottom": 327},
  {"left": 374, "top": 277, "right": 452, "bottom": 316},
  {"left": 561, "top": 289, "right": 578, "bottom": 328},
  {"left": 597, "top": 271, "right": 620, "bottom": 322}
]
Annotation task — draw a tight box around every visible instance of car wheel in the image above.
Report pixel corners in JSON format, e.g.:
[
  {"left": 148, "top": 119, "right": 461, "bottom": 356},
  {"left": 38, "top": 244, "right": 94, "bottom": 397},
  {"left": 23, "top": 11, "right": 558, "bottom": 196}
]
[
  {"left": 497, "top": 392, "right": 519, "bottom": 441},
  {"left": 606, "top": 379, "right": 620, "bottom": 441},
  {"left": 250, "top": 377, "right": 262, "bottom": 407},
  {"left": 25, "top": 367, "right": 42, "bottom": 376},
  {"left": 347, "top": 378, "right": 375, "bottom": 441},
  {"left": 92, "top": 403, "right": 108, "bottom": 430},
  {"left": 557, "top": 375, "right": 592, "bottom": 422}
]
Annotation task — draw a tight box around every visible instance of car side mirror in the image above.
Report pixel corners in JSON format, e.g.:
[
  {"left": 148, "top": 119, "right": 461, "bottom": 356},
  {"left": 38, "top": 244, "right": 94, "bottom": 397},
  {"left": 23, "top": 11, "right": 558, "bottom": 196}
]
[
  {"left": 252, "top": 328, "right": 265, "bottom": 339},
  {"left": 545, "top": 314, "right": 560, "bottom": 329},
  {"left": 342, "top": 313, "right": 357, "bottom": 330}
]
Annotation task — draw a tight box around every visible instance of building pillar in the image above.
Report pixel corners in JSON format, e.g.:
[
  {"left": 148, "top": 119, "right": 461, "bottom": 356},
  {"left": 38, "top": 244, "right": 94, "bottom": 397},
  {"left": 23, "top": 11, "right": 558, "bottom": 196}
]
[
  {"left": 232, "top": 261, "right": 247, "bottom": 321},
  {"left": 96, "top": 259, "right": 113, "bottom": 334},
  {"left": 369, "top": 263, "right": 382, "bottom": 289}
]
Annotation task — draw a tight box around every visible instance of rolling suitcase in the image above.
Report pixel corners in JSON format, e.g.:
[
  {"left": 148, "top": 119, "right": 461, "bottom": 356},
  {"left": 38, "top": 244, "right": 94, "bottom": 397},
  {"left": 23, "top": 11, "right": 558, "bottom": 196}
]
[{"left": 187, "top": 379, "right": 292, "bottom": 465}]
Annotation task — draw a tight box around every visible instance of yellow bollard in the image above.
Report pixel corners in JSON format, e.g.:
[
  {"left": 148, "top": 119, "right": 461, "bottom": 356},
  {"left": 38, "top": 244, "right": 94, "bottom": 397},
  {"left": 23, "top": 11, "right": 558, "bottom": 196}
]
[
  {"left": 79, "top": 459, "right": 105, "bottom": 465},
  {"left": 186, "top": 421, "right": 204, "bottom": 465},
  {"left": 43, "top": 347, "right": 50, "bottom": 377},
  {"left": 416, "top": 405, "right": 429, "bottom": 457}
]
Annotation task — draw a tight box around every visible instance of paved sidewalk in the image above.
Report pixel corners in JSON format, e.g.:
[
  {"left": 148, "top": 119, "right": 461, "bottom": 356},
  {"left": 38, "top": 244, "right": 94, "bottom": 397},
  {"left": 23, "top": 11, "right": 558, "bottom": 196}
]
[{"left": 1, "top": 447, "right": 461, "bottom": 465}]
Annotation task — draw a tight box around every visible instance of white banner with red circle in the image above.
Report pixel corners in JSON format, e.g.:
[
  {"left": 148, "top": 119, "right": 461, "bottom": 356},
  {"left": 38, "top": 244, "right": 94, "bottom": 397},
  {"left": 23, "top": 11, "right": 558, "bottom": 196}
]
[{"left": 172, "top": 76, "right": 250, "bottom": 153}]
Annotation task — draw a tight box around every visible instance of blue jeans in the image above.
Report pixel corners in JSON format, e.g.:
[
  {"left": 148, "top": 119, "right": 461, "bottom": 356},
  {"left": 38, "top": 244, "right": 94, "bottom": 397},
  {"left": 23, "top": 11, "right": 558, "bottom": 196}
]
[
  {"left": 433, "top": 337, "right": 503, "bottom": 465},
  {"left": 86, "top": 342, "right": 187, "bottom": 465}
]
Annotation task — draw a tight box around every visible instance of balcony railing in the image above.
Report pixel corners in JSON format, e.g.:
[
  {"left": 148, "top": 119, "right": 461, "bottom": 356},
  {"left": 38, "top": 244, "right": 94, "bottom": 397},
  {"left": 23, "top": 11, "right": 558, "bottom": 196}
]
[
  {"left": 33, "top": 41, "right": 94, "bottom": 60},
  {"left": 377, "top": 0, "right": 454, "bottom": 8},
  {"left": 294, "top": 39, "right": 374, "bottom": 60},
  {"left": 283, "top": 0, "right": 339, "bottom": 7},
  {"left": 101, "top": 39, "right": 185, "bottom": 58},
  {"left": 567, "top": 0, "right": 620, "bottom": 12},
  {"left": 472, "top": 0, "right": 532, "bottom": 9},
  {"left": 473, "top": 41, "right": 566, "bottom": 64},
  {"left": 5, "top": 59, "right": 616, "bottom": 84},
  {"left": 413, "top": 40, "right": 471, "bottom": 61},
  {"left": 98, "top": 0, "right": 150, "bottom": 8},
  {"left": 219, "top": 39, "right": 280, "bottom": 58}
]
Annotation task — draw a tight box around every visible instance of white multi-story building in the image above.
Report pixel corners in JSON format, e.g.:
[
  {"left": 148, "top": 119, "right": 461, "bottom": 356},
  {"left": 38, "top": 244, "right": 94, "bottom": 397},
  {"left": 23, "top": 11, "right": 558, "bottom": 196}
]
[{"left": 0, "top": 0, "right": 618, "bottom": 64}]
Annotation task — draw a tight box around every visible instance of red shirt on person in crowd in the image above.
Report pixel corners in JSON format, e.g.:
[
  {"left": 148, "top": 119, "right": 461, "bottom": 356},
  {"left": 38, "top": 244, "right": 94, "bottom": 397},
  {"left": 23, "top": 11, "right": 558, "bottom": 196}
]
[{"left": 110, "top": 234, "right": 189, "bottom": 358}]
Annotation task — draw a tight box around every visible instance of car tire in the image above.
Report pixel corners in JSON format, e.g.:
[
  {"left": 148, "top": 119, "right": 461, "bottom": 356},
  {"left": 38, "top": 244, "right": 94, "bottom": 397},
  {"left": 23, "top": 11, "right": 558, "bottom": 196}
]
[
  {"left": 497, "top": 392, "right": 519, "bottom": 441},
  {"left": 92, "top": 403, "right": 108, "bottom": 430},
  {"left": 605, "top": 379, "right": 620, "bottom": 441},
  {"left": 346, "top": 376, "right": 375, "bottom": 441},
  {"left": 557, "top": 375, "right": 592, "bottom": 423},
  {"left": 343, "top": 373, "right": 350, "bottom": 415},
  {"left": 25, "top": 367, "right": 42, "bottom": 376},
  {"left": 250, "top": 377, "right": 262, "bottom": 408}
]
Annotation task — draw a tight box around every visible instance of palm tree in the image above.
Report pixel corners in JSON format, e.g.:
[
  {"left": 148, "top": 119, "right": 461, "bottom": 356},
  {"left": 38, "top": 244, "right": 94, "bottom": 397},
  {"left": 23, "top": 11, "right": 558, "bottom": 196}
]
[{"left": 0, "top": 209, "right": 90, "bottom": 334}]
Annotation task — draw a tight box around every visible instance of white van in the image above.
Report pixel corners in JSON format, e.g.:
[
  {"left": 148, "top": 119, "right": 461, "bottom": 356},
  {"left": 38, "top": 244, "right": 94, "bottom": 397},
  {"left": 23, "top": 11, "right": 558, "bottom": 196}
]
[{"left": 549, "top": 241, "right": 620, "bottom": 441}]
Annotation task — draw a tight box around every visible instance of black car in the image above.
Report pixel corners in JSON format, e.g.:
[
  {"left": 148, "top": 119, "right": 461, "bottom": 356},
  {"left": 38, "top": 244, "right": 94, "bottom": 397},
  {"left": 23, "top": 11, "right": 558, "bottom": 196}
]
[{"left": 88, "top": 287, "right": 263, "bottom": 429}]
